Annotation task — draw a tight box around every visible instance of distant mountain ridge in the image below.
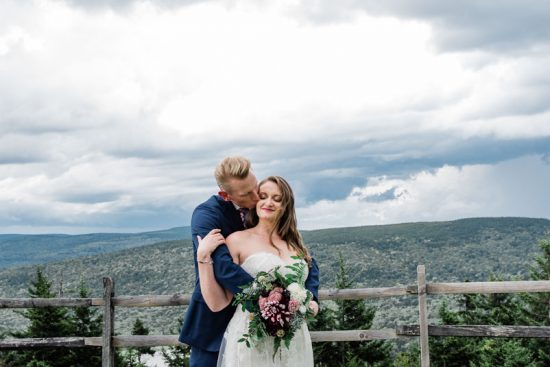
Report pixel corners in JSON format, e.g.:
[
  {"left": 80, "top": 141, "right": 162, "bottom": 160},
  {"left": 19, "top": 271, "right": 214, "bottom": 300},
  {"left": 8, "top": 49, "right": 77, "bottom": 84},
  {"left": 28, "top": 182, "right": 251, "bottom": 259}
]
[
  {"left": 1, "top": 217, "right": 549, "bottom": 334},
  {"left": 0, "top": 227, "right": 191, "bottom": 269}
]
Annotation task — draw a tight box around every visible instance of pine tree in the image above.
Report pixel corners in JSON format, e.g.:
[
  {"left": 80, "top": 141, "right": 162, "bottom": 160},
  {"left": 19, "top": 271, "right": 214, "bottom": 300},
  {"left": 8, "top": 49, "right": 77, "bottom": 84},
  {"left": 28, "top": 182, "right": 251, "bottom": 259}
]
[
  {"left": 521, "top": 239, "right": 550, "bottom": 364},
  {"left": 334, "top": 253, "right": 393, "bottom": 366},
  {"left": 399, "top": 239, "right": 550, "bottom": 366},
  {"left": 161, "top": 316, "right": 191, "bottom": 367},
  {"left": 2, "top": 268, "right": 73, "bottom": 367},
  {"left": 118, "top": 318, "right": 152, "bottom": 367},
  {"left": 68, "top": 279, "right": 103, "bottom": 367},
  {"left": 311, "top": 253, "right": 393, "bottom": 366},
  {"left": 132, "top": 318, "right": 154, "bottom": 356},
  {"left": 309, "top": 301, "right": 337, "bottom": 367}
]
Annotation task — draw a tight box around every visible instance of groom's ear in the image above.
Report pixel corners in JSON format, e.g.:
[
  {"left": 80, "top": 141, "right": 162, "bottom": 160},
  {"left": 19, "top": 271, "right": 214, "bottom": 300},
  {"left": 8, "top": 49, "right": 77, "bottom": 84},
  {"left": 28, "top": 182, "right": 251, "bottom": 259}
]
[{"left": 218, "top": 190, "right": 230, "bottom": 201}]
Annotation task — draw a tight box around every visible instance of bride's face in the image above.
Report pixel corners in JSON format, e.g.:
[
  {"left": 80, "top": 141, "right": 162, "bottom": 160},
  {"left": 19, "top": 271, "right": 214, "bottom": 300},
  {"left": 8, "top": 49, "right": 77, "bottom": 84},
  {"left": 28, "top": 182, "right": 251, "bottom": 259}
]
[{"left": 256, "top": 181, "right": 283, "bottom": 221}]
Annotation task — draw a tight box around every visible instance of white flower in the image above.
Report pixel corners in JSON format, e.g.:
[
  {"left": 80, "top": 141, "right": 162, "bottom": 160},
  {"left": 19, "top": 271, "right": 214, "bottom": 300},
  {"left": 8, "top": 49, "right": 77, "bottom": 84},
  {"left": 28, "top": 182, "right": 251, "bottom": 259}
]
[
  {"left": 299, "top": 305, "right": 307, "bottom": 314},
  {"left": 287, "top": 283, "right": 307, "bottom": 303}
]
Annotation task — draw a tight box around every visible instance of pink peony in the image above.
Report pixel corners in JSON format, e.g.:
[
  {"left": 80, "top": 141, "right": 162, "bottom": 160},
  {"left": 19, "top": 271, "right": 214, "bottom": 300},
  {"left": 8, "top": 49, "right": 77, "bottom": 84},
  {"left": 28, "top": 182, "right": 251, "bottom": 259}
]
[
  {"left": 272, "top": 287, "right": 284, "bottom": 294},
  {"left": 268, "top": 291, "right": 283, "bottom": 303},
  {"left": 288, "top": 299, "right": 300, "bottom": 313},
  {"left": 259, "top": 296, "right": 268, "bottom": 310}
]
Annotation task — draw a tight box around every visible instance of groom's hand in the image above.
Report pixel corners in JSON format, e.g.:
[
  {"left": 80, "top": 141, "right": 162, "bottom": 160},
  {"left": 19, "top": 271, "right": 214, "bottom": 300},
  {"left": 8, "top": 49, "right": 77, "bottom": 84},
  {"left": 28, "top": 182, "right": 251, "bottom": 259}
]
[{"left": 197, "top": 228, "right": 225, "bottom": 262}]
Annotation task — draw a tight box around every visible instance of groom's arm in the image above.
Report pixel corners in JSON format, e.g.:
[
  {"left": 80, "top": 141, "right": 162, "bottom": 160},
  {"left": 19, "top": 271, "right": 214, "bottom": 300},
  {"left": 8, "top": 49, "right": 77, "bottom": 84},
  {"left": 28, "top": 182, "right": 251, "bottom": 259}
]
[
  {"left": 211, "top": 245, "right": 253, "bottom": 295},
  {"left": 305, "top": 257, "right": 320, "bottom": 302},
  {"left": 192, "top": 206, "right": 253, "bottom": 296}
]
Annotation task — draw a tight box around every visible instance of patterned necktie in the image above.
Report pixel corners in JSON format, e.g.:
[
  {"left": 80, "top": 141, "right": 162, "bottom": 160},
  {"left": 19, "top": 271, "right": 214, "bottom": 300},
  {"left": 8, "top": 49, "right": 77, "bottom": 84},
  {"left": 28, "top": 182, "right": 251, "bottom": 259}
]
[{"left": 238, "top": 208, "right": 249, "bottom": 228}]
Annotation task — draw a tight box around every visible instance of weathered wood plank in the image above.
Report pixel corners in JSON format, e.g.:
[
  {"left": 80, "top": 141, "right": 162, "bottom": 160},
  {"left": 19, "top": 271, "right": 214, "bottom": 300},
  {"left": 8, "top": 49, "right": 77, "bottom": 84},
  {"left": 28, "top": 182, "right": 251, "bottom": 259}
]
[
  {"left": 113, "top": 335, "right": 183, "bottom": 347},
  {"left": 310, "top": 329, "right": 398, "bottom": 342},
  {"left": 0, "top": 298, "right": 96, "bottom": 308},
  {"left": 2, "top": 325, "right": 548, "bottom": 350},
  {"left": 113, "top": 294, "right": 191, "bottom": 307},
  {"left": 102, "top": 277, "right": 115, "bottom": 367},
  {"left": 0, "top": 337, "right": 89, "bottom": 349},
  {"left": 107, "top": 330, "right": 399, "bottom": 347},
  {"left": 85, "top": 337, "right": 103, "bottom": 347},
  {"left": 2, "top": 281, "right": 549, "bottom": 310},
  {"left": 427, "top": 280, "right": 550, "bottom": 294},
  {"left": 417, "top": 265, "right": 430, "bottom": 367},
  {"left": 398, "top": 325, "right": 550, "bottom": 338},
  {"left": 318, "top": 285, "right": 416, "bottom": 300}
]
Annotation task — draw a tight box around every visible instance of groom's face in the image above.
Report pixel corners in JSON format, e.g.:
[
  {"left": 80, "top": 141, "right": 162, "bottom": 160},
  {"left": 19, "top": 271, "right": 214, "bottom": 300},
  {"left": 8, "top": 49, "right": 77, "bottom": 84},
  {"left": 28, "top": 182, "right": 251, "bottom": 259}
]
[{"left": 223, "top": 172, "right": 259, "bottom": 209}]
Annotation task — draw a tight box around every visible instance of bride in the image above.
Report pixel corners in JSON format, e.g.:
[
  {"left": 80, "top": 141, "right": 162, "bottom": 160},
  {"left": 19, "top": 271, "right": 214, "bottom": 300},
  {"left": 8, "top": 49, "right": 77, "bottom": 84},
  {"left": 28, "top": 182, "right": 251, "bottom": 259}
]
[{"left": 196, "top": 176, "right": 319, "bottom": 367}]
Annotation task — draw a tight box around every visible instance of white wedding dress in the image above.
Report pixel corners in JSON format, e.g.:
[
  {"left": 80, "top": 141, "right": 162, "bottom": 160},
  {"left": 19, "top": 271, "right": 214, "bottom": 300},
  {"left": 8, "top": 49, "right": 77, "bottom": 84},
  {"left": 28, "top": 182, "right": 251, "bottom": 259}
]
[{"left": 217, "top": 252, "right": 314, "bottom": 367}]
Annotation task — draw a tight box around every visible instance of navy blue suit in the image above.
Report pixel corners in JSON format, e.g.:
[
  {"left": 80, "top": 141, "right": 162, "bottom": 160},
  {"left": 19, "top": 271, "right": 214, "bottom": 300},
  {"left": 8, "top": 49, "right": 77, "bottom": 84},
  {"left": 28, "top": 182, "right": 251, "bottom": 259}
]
[{"left": 179, "top": 195, "right": 320, "bottom": 367}]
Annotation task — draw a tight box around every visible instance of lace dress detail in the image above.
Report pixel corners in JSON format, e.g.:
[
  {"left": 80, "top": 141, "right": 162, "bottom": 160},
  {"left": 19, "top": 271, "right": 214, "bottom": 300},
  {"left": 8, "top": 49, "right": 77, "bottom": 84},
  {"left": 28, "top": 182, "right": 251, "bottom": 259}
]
[{"left": 217, "top": 252, "right": 313, "bottom": 367}]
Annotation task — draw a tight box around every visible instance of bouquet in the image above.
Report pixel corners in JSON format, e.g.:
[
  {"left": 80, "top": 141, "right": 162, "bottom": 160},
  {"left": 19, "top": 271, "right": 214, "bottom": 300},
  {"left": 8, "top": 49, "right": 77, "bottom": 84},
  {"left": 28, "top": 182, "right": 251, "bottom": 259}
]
[{"left": 232, "top": 256, "right": 314, "bottom": 358}]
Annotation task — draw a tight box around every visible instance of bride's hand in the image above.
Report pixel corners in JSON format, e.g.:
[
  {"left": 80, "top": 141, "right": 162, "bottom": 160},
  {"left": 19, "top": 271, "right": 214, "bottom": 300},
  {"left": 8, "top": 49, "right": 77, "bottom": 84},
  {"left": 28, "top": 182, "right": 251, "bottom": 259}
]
[
  {"left": 197, "top": 229, "right": 225, "bottom": 262},
  {"left": 308, "top": 300, "right": 319, "bottom": 316}
]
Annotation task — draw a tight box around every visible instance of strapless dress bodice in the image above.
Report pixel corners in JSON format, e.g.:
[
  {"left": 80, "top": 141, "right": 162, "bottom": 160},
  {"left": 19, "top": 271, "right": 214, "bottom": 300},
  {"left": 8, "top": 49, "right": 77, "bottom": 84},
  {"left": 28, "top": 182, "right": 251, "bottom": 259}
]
[{"left": 240, "top": 252, "right": 308, "bottom": 280}]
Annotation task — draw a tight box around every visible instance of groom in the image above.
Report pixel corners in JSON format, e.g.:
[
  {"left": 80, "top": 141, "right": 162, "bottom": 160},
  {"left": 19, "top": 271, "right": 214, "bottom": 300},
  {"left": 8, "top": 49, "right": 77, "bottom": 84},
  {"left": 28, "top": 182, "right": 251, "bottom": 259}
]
[{"left": 179, "top": 156, "right": 320, "bottom": 367}]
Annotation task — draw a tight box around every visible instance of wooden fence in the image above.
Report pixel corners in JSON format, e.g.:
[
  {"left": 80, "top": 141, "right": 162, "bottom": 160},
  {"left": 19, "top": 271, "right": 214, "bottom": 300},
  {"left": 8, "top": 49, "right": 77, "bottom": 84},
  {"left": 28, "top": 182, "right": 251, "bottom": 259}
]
[{"left": 1, "top": 265, "right": 549, "bottom": 366}]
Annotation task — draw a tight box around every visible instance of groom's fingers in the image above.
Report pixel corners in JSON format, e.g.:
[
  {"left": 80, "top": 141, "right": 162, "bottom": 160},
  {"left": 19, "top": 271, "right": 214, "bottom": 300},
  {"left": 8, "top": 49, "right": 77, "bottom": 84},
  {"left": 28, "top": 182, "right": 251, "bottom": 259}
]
[
  {"left": 198, "top": 229, "right": 225, "bottom": 244},
  {"left": 208, "top": 228, "right": 222, "bottom": 235}
]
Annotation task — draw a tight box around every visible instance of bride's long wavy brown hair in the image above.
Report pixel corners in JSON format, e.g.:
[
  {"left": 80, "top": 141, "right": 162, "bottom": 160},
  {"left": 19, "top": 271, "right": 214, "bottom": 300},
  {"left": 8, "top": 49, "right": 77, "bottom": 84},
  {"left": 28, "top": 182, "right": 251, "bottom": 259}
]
[{"left": 247, "top": 176, "right": 312, "bottom": 265}]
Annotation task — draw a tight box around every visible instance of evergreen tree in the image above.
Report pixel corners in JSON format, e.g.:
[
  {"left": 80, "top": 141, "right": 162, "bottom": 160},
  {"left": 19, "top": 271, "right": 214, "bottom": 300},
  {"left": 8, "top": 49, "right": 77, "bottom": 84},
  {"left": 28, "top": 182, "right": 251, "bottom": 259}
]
[
  {"left": 118, "top": 348, "right": 146, "bottom": 367},
  {"left": 161, "top": 317, "right": 191, "bottom": 367},
  {"left": 2, "top": 268, "right": 73, "bottom": 367},
  {"left": 398, "top": 238, "right": 550, "bottom": 366},
  {"left": 311, "top": 253, "right": 393, "bottom": 366},
  {"left": 118, "top": 318, "right": 152, "bottom": 367},
  {"left": 309, "top": 301, "right": 337, "bottom": 366},
  {"left": 393, "top": 342, "right": 420, "bottom": 367},
  {"left": 521, "top": 239, "right": 550, "bottom": 364},
  {"left": 67, "top": 279, "right": 103, "bottom": 367},
  {"left": 132, "top": 318, "right": 154, "bottom": 356}
]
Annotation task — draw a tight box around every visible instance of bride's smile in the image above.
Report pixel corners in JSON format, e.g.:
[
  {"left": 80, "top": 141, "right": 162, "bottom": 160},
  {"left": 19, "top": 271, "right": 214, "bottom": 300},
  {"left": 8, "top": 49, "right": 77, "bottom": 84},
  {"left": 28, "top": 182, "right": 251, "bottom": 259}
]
[{"left": 257, "top": 181, "right": 283, "bottom": 220}]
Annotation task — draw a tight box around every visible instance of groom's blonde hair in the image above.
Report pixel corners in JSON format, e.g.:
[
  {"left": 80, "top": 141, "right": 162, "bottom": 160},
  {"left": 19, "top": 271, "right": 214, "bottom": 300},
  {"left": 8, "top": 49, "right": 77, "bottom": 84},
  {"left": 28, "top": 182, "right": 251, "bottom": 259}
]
[{"left": 215, "top": 156, "right": 252, "bottom": 191}]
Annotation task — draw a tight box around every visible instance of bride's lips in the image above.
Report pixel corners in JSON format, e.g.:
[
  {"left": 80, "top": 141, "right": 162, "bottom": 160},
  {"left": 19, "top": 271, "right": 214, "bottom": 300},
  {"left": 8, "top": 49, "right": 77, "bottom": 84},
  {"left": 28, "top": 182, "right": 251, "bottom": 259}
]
[{"left": 261, "top": 207, "right": 274, "bottom": 212}]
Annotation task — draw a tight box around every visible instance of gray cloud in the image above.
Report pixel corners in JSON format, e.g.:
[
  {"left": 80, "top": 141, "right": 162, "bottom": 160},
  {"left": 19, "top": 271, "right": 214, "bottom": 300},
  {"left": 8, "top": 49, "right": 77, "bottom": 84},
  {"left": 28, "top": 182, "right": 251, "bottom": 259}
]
[
  {"left": 292, "top": 0, "right": 550, "bottom": 52},
  {"left": 298, "top": 155, "right": 550, "bottom": 229},
  {"left": 2, "top": 0, "right": 550, "bottom": 233}
]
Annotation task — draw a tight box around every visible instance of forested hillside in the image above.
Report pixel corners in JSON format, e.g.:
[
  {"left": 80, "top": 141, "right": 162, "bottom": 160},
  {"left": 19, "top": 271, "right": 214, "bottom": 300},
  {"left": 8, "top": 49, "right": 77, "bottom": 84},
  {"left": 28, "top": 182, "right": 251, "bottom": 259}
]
[
  {"left": 0, "top": 227, "right": 190, "bottom": 269},
  {"left": 1, "top": 217, "right": 549, "bottom": 335}
]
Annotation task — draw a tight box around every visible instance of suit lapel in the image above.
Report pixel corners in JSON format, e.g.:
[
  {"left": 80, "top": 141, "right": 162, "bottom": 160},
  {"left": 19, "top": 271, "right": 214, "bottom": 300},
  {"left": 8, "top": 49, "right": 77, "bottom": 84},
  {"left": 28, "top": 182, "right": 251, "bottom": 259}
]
[{"left": 215, "top": 195, "right": 245, "bottom": 231}]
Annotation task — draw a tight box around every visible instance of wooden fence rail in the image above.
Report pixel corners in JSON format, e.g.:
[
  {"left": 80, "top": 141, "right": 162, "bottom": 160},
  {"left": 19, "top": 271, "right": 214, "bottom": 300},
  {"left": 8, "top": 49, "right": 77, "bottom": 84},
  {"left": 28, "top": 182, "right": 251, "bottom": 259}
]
[{"left": 1, "top": 266, "right": 549, "bottom": 367}]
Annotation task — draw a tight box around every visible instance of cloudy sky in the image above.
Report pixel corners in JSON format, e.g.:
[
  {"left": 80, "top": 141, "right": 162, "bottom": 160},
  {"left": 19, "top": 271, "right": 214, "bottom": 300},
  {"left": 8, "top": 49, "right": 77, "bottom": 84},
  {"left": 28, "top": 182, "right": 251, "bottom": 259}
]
[{"left": 1, "top": 0, "right": 550, "bottom": 234}]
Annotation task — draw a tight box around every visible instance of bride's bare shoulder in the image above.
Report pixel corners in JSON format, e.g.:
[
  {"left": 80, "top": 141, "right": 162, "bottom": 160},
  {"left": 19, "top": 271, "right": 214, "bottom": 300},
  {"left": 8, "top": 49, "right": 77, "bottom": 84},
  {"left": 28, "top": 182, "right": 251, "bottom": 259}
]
[{"left": 226, "top": 229, "right": 254, "bottom": 248}]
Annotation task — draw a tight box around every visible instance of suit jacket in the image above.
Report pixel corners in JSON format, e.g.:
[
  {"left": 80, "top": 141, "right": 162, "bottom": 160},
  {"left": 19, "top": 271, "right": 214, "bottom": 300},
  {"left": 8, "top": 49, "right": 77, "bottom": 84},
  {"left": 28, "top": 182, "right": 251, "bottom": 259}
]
[{"left": 179, "top": 195, "right": 320, "bottom": 352}]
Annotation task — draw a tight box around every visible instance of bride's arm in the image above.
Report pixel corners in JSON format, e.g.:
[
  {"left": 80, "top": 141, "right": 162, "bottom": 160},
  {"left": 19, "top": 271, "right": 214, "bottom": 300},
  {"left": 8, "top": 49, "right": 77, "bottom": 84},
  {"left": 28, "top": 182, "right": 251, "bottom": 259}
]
[{"left": 197, "top": 229, "right": 232, "bottom": 312}]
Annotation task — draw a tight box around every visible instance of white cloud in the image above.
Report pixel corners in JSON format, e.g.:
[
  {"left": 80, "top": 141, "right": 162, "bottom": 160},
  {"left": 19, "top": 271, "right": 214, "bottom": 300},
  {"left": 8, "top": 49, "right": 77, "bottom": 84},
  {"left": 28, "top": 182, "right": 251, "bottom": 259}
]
[
  {"left": 298, "top": 155, "right": 550, "bottom": 229},
  {"left": 1, "top": 0, "right": 550, "bottom": 233}
]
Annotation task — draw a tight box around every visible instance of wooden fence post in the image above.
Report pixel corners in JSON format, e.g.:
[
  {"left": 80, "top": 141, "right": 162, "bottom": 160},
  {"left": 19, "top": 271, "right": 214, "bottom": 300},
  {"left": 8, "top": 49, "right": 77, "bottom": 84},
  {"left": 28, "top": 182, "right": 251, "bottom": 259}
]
[
  {"left": 102, "top": 277, "right": 115, "bottom": 367},
  {"left": 417, "top": 265, "right": 430, "bottom": 367}
]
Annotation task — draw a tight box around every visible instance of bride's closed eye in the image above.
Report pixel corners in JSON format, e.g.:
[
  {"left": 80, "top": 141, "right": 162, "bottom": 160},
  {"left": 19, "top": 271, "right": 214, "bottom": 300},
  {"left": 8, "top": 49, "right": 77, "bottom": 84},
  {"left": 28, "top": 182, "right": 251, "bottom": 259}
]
[{"left": 259, "top": 193, "right": 282, "bottom": 202}]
